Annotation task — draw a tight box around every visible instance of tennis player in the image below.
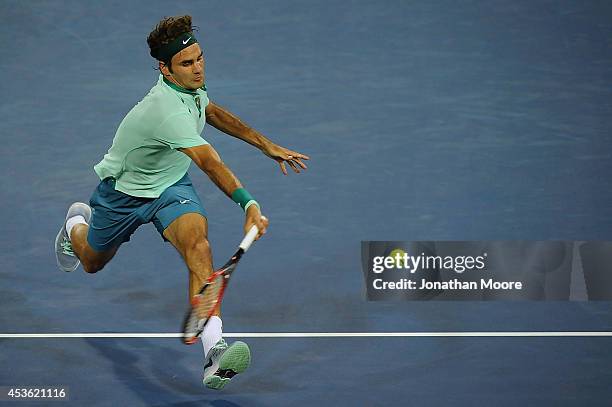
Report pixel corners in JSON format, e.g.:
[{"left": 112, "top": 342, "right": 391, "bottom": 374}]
[{"left": 54, "top": 15, "right": 308, "bottom": 390}]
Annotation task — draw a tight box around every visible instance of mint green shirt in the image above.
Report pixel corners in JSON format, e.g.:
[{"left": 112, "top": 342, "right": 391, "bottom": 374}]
[{"left": 93, "top": 75, "right": 209, "bottom": 198}]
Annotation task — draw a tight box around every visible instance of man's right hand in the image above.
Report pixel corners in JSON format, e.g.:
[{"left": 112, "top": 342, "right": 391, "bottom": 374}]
[{"left": 245, "top": 205, "right": 268, "bottom": 240}]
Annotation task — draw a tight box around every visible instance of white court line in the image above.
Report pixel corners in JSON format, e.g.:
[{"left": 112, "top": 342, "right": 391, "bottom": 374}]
[{"left": 1, "top": 332, "right": 612, "bottom": 338}]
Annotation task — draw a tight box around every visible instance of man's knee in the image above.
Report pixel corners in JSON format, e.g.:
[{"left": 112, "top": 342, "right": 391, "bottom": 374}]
[
  {"left": 80, "top": 249, "right": 116, "bottom": 274},
  {"left": 184, "top": 237, "right": 211, "bottom": 256},
  {"left": 82, "top": 259, "right": 106, "bottom": 274},
  {"left": 164, "top": 213, "right": 209, "bottom": 253}
]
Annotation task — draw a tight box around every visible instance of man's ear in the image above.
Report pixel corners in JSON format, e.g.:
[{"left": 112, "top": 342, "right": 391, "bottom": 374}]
[{"left": 159, "top": 61, "right": 171, "bottom": 76}]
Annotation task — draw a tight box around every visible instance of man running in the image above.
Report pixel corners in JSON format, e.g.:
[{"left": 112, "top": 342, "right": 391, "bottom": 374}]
[{"left": 54, "top": 15, "right": 309, "bottom": 390}]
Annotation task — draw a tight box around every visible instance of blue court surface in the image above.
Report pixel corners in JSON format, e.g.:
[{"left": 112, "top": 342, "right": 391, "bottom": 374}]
[{"left": 2, "top": 1, "right": 612, "bottom": 405}]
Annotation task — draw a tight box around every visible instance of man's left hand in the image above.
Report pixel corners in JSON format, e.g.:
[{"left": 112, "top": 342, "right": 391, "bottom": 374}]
[{"left": 263, "top": 144, "right": 310, "bottom": 175}]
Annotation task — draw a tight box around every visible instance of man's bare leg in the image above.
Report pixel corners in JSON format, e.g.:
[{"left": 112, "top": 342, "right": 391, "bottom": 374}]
[
  {"left": 70, "top": 224, "right": 118, "bottom": 274},
  {"left": 163, "top": 212, "right": 250, "bottom": 390},
  {"left": 162, "top": 212, "right": 215, "bottom": 304},
  {"left": 56, "top": 202, "right": 118, "bottom": 274}
]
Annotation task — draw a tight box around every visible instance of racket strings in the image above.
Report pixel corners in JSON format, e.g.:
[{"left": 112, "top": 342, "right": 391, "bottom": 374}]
[
  {"left": 183, "top": 276, "right": 224, "bottom": 343},
  {"left": 195, "top": 275, "right": 224, "bottom": 319},
  {"left": 184, "top": 312, "right": 200, "bottom": 337},
  {"left": 183, "top": 264, "right": 236, "bottom": 344}
]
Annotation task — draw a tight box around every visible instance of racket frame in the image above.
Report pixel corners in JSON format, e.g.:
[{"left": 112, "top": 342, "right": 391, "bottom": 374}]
[{"left": 182, "top": 224, "right": 259, "bottom": 344}]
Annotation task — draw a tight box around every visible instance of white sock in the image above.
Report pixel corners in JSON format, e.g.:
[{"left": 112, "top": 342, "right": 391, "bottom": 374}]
[
  {"left": 202, "top": 316, "right": 223, "bottom": 357},
  {"left": 66, "top": 215, "right": 87, "bottom": 240}
]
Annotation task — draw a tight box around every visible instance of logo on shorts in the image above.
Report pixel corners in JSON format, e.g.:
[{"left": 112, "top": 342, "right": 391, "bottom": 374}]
[{"left": 179, "top": 199, "right": 191, "bottom": 204}]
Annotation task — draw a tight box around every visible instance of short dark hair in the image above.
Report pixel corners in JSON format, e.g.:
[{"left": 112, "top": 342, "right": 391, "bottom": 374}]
[{"left": 147, "top": 15, "right": 195, "bottom": 67}]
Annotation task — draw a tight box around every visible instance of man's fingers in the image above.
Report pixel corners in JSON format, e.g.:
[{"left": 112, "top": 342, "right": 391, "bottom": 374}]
[
  {"left": 254, "top": 216, "right": 268, "bottom": 239},
  {"left": 287, "top": 160, "right": 301, "bottom": 173},
  {"left": 279, "top": 161, "right": 288, "bottom": 175},
  {"left": 289, "top": 151, "right": 310, "bottom": 160},
  {"left": 256, "top": 227, "right": 265, "bottom": 239},
  {"left": 259, "top": 215, "right": 268, "bottom": 237},
  {"left": 247, "top": 222, "right": 265, "bottom": 240},
  {"left": 294, "top": 158, "right": 308, "bottom": 169},
  {"left": 275, "top": 150, "right": 309, "bottom": 174}
]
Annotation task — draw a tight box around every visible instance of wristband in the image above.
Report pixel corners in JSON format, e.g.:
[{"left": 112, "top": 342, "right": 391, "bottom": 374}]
[{"left": 231, "top": 188, "right": 260, "bottom": 212}]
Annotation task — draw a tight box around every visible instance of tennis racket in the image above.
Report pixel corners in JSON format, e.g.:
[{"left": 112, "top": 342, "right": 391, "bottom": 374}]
[{"left": 182, "top": 221, "right": 262, "bottom": 345}]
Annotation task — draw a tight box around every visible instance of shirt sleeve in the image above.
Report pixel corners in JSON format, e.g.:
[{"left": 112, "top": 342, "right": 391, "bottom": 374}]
[
  {"left": 201, "top": 85, "right": 210, "bottom": 108},
  {"left": 152, "top": 113, "right": 209, "bottom": 149}
]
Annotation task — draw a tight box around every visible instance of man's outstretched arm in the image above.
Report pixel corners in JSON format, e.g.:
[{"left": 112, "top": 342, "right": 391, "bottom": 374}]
[
  {"left": 180, "top": 144, "right": 267, "bottom": 237},
  {"left": 205, "top": 101, "right": 310, "bottom": 175}
]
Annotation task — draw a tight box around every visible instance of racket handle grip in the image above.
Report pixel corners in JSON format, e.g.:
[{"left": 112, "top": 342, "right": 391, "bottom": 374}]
[{"left": 239, "top": 224, "right": 259, "bottom": 252}]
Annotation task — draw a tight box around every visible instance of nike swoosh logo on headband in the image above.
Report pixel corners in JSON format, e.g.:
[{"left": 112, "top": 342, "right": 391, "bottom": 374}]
[{"left": 182, "top": 37, "right": 192, "bottom": 45}]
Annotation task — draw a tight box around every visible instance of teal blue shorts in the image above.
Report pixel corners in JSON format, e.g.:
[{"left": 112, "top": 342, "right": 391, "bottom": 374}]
[{"left": 87, "top": 173, "right": 206, "bottom": 252}]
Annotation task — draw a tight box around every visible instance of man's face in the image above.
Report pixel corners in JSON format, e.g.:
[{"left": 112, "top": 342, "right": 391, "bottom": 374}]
[{"left": 163, "top": 43, "right": 205, "bottom": 90}]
